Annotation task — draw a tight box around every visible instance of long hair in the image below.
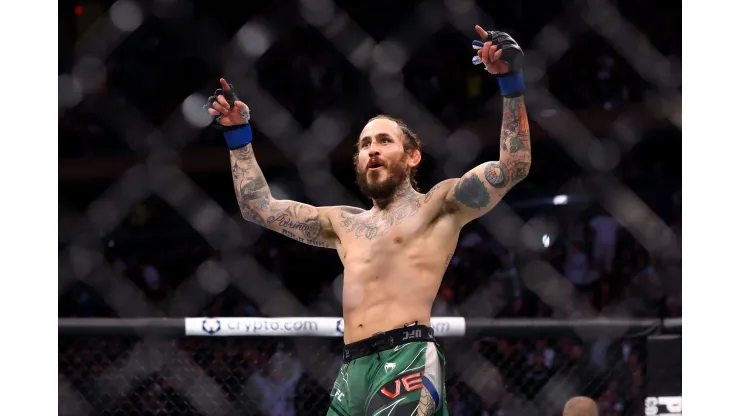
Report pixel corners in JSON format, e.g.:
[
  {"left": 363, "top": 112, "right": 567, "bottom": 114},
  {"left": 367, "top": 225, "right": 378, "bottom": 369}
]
[{"left": 353, "top": 115, "right": 423, "bottom": 191}]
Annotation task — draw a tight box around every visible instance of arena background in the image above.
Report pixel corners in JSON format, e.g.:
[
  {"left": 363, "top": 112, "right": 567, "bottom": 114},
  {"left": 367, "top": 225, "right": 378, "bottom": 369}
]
[{"left": 58, "top": 0, "right": 682, "bottom": 415}]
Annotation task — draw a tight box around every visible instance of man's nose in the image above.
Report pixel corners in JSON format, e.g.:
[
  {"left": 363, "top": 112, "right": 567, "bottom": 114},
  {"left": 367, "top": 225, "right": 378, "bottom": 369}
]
[{"left": 368, "top": 148, "right": 380, "bottom": 158}]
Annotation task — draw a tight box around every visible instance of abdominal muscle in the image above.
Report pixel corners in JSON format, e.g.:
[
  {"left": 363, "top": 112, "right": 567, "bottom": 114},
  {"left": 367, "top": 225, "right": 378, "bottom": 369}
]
[{"left": 341, "top": 259, "right": 441, "bottom": 344}]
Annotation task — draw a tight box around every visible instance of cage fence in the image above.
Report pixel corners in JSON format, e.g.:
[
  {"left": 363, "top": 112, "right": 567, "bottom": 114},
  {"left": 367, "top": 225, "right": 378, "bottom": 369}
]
[
  {"left": 59, "top": 0, "right": 681, "bottom": 414},
  {"left": 59, "top": 317, "right": 676, "bottom": 416}
]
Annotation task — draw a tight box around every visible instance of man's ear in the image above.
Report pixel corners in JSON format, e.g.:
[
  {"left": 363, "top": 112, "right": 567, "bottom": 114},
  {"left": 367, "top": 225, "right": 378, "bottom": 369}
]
[{"left": 407, "top": 149, "right": 422, "bottom": 168}]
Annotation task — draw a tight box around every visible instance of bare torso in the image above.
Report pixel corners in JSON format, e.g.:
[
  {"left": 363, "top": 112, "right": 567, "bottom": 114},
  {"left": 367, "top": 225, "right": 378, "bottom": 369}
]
[
  {"left": 330, "top": 182, "right": 460, "bottom": 343},
  {"left": 221, "top": 82, "right": 531, "bottom": 345}
]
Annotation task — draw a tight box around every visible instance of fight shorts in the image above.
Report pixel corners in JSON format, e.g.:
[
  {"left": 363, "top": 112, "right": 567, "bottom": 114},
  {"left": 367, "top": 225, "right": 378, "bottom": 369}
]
[{"left": 327, "top": 323, "right": 448, "bottom": 415}]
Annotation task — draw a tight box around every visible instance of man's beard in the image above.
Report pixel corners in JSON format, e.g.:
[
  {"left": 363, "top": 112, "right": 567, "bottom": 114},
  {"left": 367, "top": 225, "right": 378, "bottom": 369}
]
[{"left": 355, "top": 159, "right": 409, "bottom": 201}]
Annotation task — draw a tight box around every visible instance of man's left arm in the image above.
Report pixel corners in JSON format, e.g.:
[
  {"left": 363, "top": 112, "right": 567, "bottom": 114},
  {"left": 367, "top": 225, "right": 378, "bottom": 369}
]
[
  {"left": 446, "top": 95, "right": 531, "bottom": 225},
  {"left": 442, "top": 26, "right": 532, "bottom": 226}
]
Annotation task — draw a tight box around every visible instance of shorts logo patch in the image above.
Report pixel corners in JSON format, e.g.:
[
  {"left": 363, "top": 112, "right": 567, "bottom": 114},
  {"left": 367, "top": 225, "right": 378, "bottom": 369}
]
[
  {"left": 330, "top": 388, "right": 345, "bottom": 402},
  {"left": 383, "top": 362, "right": 396, "bottom": 373},
  {"left": 379, "top": 371, "right": 424, "bottom": 399}
]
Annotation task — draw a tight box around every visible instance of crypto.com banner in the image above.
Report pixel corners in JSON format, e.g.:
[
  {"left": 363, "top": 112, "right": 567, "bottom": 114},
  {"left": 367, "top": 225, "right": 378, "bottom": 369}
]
[{"left": 186, "top": 317, "right": 467, "bottom": 337}]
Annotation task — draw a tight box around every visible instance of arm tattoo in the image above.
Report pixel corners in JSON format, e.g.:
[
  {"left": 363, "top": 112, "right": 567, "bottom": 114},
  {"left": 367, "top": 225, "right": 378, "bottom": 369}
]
[
  {"left": 266, "top": 201, "right": 334, "bottom": 246},
  {"left": 239, "top": 177, "right": 270, "bottom": 210},
  {"left": 267, "top": 212, "right": 322, "bottom": 241},
  {"left": 501, "top": 97, "right": 530, "bottom": 153},
  {"left": 499, "top": 96, "right": 531, "bottom": 185},
  {"left": 232, "top": 145, "right": 255, "bottom": 161},
  {"left": 230, "top": 144, "right": 271, "bottom": 215},
  {"left": 511, "top": 160, "right": 530, "bottom": 186},
  {"left": 453, "top": 173, "right": 490, "bottom": 209},
  {"left": 508, "top": 134, "right": 526, "bottom": 153},
  {"left": 483, "top": 161, "right": 509, "bottom": 189},
  {"left": 242, "top": 208, "right": 266, "bottom": 227},
  {"left": 229, "top": 145, "right": 335, "bottom": 247},
  {"left": 449, "top": 97, "right": 531, "bottom": 217},
  {"left": 280, "top": 230, "right": 330, "bottom": 248}
]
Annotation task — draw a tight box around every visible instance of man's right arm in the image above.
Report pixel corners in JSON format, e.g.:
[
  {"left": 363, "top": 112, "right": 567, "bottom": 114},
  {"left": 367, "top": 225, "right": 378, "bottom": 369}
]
[{"left": 230, "top": 144, "right": 338, "bottom": 249}]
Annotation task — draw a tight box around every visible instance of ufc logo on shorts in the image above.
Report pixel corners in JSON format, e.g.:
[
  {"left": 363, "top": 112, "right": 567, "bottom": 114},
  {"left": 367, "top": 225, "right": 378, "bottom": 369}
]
[
  {"left": 402, "top": 329, "right": 422, "bottom": 340},
  {"left": 380, "top": 371, "right": 424, "bottom": 399},
  {"left": 331, "top": 389, "right": 345, "bottom": 402},
  {"left": 645, "top": 396, "right": 682, "bottom": 415}
]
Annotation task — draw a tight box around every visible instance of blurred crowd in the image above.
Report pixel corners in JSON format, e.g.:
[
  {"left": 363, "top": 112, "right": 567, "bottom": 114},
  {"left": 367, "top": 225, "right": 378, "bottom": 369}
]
[
  {"left": 59, "top": 0, "right": 680, "bottom": 414},
  {"left": 58, "top": 0, "right": 680, "bottom": 158}
]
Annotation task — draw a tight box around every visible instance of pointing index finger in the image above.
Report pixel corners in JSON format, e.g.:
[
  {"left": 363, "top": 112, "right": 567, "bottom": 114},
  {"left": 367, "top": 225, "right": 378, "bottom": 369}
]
[
  {"left": 475, "top": 25, "right": 488, "bottom": 40},
  {"left": 220, "top": 78, "right": 230, "bottom": 91}
]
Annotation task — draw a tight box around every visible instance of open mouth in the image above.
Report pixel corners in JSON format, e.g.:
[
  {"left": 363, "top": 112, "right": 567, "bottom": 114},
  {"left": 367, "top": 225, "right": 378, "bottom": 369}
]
[{"left": 367, "top": 161, "right": 384, "bottom": 171}]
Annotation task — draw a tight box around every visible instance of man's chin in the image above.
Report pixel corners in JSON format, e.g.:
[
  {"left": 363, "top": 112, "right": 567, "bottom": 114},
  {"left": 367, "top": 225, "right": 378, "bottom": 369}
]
[
  {"left": 367, "top": 172, "right": 385, "bottom": 181},
  {"left": 363, "top": 183, "right": 396, "bottom": 199},
  {"left": 356, "top": 165, "right": 406, "bottom": 200}
]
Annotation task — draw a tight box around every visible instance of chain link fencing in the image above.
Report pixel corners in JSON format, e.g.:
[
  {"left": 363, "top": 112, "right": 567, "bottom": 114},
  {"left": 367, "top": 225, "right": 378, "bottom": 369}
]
[
  {"left": 59, "top": 0, "right": 680, "bottom": 414},
  {"left": 59, "top": 332, "right": 650, "bottom": 415}
]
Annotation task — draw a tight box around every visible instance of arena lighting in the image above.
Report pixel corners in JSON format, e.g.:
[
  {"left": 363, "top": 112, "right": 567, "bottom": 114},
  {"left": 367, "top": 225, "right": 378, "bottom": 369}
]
[{"left": 553, "top": 194, "right": 569, "bottom": 205}]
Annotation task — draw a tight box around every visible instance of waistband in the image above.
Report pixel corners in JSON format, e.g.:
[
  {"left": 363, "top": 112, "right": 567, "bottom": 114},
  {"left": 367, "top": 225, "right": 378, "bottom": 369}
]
[{"left": 342, "top": 324, "right": 436, "bottom": 363}]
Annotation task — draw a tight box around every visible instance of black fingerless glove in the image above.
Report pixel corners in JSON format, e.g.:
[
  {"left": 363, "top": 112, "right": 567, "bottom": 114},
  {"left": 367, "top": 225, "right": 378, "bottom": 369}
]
[
  {"left": 203, "top": 84, "right": 253, "bottom": 149},
  {"left": 472, "top": 31, "right": 526, "bottom": 98},
  {"left": 203, "top": 84, "right": 251, "bottom": 132}
]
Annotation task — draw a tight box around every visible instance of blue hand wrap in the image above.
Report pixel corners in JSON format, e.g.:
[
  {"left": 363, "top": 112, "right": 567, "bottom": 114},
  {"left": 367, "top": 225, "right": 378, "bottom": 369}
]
[
  {"left": 496, "top": 72, "right": 526, "bottom": 97},
  {"left": 224, "top": 124, "right": 253, "bottom": 149}
]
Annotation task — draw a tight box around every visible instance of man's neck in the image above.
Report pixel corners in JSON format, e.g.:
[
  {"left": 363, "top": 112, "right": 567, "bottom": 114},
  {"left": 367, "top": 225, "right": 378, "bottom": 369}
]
[{"left": 372, "top": 179, "right": 415, "bottom": 210}]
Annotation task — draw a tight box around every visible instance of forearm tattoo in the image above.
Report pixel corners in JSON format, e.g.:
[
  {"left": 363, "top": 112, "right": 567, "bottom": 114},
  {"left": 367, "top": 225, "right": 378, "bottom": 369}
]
[
  {"left": 499, "top": 96, "right": 531, "bottom": 186},
  {"left": 230, "top": 145, "right": 333, "bottom": 247},
  {"left": 452, "top": 96, "right": 531, "bottom": 211},
  {"left": 231, "top": 145, "right": 270, "bottom": 219}
]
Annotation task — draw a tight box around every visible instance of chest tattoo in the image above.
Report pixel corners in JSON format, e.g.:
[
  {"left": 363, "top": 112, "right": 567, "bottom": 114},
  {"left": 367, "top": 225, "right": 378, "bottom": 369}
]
[{"left": 339, "top": 198, "right": 422, "bottom": 240}]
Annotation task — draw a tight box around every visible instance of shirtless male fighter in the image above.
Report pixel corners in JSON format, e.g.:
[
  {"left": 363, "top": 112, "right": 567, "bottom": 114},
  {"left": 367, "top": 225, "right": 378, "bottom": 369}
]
[{"left": 206, "top": 26, "right": 531, "bottom": 415}]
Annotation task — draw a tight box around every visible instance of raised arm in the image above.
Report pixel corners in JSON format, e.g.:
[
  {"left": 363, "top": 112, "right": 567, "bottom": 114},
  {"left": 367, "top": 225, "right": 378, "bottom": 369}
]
[
  {"left": 444, "top": 26, "right": 532, "bottom": 226},
  {"left": 446, "top": 96, "right": 531, "bottom": 225},
  {"left": 230, "top": 145, "right": 339, "bottom": 249},
  {"left": 206, "top": 78, "right": 339, "bottom": 249}
]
